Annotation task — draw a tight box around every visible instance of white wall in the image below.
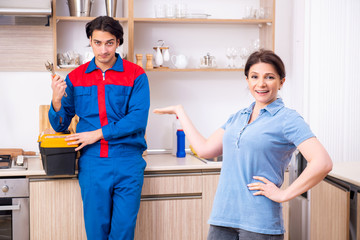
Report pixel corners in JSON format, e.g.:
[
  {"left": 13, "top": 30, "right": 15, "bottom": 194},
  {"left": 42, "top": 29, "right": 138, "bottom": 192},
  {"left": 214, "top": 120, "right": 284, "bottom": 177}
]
[
  {"left": 0, "top": 0, "right": 294, "bottom": 152},
  {"left": 0, "top": 72, "right": 53, "bottom": 151},
  {"left": 304, "top": 0, "right": 360, "bottom": 163}
]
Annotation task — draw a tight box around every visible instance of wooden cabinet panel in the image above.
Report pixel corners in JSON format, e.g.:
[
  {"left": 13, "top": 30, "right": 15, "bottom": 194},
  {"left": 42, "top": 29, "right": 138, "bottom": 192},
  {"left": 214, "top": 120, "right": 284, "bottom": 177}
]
[
  {"left": 281, "top": 171, "right": 289, "bottom": 240},
  {"left": 202, "top": 173, "right": 220, "bottom": 239},
  {"left": 142, "top": 174, "right": 202, "bottom": 195},
  {"left": 30, "top": 179, "right": 86, "bottom": 240},
  {"left": 29, "top": 170, "right": 221, "bottom": 240},
  {"left": 310, "top": 179, "right": 350, "bottom": 240},
  {"left": 0, "top": 26, "right": 53, "bottom": 71},
  {"left": 134, "top": 198, "right": 202, "bottom": 240}
]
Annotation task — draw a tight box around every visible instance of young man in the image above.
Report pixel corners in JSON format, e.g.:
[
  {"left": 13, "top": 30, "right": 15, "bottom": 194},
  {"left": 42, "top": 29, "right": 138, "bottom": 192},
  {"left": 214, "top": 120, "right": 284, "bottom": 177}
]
[{"left": 49, "top": 16, "right": 150, "bottom": 240}]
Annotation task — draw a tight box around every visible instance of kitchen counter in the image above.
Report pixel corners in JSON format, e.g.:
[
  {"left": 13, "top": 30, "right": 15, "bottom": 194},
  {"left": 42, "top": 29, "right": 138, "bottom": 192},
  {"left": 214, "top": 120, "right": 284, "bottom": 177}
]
[
  {"left": 0, "top": 156, "right": 45, "bottom": 177},
  {"left": 328, "top": 161, "right": 360, "bottom": 186},
  {"left": 0, "top": 154, "right": 221, "bottom": 177},
  {"left": 143, "top": 154, "right": 222, "bottom": 172}
]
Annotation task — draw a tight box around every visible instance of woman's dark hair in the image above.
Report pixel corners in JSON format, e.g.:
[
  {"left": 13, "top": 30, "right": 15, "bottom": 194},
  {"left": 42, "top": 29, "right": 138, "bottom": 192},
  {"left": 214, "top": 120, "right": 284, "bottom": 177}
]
[
  {"left": 244, "top": 49, "right": 286, "bottom": 79},
  {"left": 85, "top": 16, "right": 124, "bottom": 45}
]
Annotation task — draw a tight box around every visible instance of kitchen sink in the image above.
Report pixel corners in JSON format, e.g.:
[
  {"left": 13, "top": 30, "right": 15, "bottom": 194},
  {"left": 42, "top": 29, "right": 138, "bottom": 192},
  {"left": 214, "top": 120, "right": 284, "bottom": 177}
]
[{"left": 194, "top": 155, "right": 223, "bottom": 164}]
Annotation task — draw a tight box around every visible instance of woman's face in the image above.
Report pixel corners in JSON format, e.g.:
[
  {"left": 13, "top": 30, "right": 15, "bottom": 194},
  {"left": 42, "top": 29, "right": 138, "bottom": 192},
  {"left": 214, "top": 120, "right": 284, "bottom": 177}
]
[{"left": 246, "top": 62, "right": 285, "bottom": 109}]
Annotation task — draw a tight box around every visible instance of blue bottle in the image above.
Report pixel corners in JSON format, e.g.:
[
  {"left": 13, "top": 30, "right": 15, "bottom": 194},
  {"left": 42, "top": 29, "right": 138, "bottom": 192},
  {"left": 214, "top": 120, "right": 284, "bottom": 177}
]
[{"left": 176, "top": 130, "right": 186, "bottom": 158}]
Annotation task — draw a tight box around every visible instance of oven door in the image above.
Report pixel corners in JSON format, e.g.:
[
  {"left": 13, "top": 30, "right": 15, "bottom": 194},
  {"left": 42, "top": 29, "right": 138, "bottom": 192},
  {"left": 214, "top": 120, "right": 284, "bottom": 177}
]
[{"left": 0, "top": 197, "right": 29, "bottom": 240}]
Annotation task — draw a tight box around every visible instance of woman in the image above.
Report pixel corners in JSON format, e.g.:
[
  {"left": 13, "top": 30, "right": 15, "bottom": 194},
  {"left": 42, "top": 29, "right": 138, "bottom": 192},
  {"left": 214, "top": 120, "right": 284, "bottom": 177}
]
[{"left": 154, "top": 49, "right": 332, "bottom": 239}]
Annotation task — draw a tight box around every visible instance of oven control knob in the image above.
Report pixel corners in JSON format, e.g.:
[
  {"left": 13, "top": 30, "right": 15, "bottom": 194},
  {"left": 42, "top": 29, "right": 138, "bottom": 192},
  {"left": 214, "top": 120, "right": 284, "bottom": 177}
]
[{"left": 2, "top": 185, "right": 9, "bottom": 193}]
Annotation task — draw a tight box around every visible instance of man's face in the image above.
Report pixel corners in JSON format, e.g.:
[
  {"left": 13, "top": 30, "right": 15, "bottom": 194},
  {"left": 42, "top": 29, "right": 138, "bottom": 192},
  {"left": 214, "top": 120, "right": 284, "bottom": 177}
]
[{"left": 89, "top": 30, "right": 120, "bottom": 67}]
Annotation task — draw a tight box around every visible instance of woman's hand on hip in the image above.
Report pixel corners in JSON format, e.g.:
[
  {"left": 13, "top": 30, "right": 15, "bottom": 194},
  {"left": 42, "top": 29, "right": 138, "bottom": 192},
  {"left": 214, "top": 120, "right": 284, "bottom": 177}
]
[{"left": 247, "top": 176, "right": 286, "bottom": 203}]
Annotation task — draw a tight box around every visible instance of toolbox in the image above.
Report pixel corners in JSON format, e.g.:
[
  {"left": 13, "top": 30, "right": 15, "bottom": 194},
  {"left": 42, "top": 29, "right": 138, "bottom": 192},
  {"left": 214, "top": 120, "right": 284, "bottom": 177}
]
[{"left": 38, "top": 132, "right": 78, "bottom": 176}]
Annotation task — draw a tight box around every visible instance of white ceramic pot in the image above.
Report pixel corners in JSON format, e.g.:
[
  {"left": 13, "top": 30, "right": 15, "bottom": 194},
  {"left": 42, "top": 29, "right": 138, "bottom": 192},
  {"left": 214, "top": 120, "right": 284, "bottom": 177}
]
[
  {"left": 155, "top": 47, "right": 163, "bottom": 66},
  {"left": 171, "top": 54, "right": 188, "bottom": 69}
]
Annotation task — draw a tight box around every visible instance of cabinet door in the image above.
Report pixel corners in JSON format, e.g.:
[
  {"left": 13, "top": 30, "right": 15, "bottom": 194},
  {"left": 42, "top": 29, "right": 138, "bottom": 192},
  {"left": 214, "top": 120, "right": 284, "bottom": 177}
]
[
  {"left": 134, "top": 198, "right": 202, "bottom": 240},
  {"left": 0, "top": 25, "right": 52, "bottom": 71},
  {"left": 30, "top": 179, "right": 87, "bottom": 240},
  {"left": 202, "top": 173, "right": 220, "bottom": 240},
  {"left": 310, "top": 179, "right": 350, "bottom": 240},
  {"left": 135, "top": 173, "right": 203, "bottom": 239},
  {"left": 141, "top": 174, "right": 202, "bottom": 195},
  {"left": 281, "top": 171, "right": 289, "bottom": 240}
]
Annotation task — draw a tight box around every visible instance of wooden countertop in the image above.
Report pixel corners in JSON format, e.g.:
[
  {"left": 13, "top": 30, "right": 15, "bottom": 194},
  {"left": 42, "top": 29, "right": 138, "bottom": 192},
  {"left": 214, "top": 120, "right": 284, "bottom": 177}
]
[
  {"left": 0, "top": 154, "right": 221, "bottom": 177},
  {"left": 4, "top": 155, "right": 359, "bottom": 187},
  {"left": 0, "top": 156, "right": 46, "bottom": 177},
  {"left": 143, "top": 154, "right": 222, "bottom": 172},
  {"left": 328, "top": 161, "right": 360, "bottom": 187}
]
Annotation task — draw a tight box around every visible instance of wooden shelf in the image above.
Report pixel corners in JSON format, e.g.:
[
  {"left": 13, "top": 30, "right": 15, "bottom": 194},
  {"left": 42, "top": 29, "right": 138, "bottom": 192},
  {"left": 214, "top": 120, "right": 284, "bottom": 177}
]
[
  {"left": 55, "top": 16, "right": 128, "bottom": 22},
  {"left": 134, "top": 18, "right": 272, "bottom": 24},
  {"left": 146, "top": 68, "right": 244, "bottom": 72},
  {"left": 52, "top": 0, "right": 275, "bottom": 72},
  {"left": 54, "top": 67, "right": 244, "bottom": 72},
  {"left": 54, "top": 66, "right": 74, "bottom": 72}
]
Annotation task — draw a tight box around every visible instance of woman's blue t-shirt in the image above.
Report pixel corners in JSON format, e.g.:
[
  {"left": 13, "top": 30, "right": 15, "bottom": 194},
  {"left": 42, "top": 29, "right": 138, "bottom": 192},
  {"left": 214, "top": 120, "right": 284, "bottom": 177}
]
[{"left": 208, "top": 98, "right": 314, "bottom": 234}]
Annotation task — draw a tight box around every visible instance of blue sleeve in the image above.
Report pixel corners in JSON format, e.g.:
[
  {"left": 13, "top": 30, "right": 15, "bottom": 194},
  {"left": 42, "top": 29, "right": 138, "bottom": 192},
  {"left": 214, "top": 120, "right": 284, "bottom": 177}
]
[
  {"left": 48, "top": 75, "right": 75, "bottom": 132},
  {"left": 283, "top": 110, "right": 315, "bottom": 147},
  {"left": 101, "top": 73, "right": 150, "bottom": 140},
  {"left": 221, "top": 114, "right": 234, "bottom": 130}
]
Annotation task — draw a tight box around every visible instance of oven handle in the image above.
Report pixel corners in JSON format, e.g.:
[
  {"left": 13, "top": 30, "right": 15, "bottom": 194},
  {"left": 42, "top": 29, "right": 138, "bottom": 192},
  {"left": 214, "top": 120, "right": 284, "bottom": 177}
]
[{"left": 0, "top": 203, "right": 20, "bottom": 211}]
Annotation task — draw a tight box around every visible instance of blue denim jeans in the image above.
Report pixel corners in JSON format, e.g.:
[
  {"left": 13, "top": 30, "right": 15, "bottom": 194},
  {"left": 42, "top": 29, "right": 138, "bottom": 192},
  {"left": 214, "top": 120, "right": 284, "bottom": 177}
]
[{"left": 207, "top": 225, "right": 284, "bottom": 240}]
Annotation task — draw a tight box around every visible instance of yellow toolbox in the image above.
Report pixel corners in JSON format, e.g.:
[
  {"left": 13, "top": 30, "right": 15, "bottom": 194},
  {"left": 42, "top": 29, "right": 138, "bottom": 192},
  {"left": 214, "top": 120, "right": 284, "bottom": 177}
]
[{"left": 38, "top": 132, "right": 78, "bottom": 176}]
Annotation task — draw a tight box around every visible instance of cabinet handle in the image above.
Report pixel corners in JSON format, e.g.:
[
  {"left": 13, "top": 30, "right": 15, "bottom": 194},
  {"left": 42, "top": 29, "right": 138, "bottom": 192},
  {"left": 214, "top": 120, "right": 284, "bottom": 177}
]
[
  {"left": 141, "top": 194, "right": 202, "bottom": 201},
  {"left": 202, "top": 171, "right": 221, "bottom": 175},
  {"left": 325, "top": 176, "right": 350, "bottom": 191},
  {"left": 0, "top": 203, "right": 20, "bottom": 211},
  {"left": 144, "top": 172, "right": 202, "bottom": 177}
]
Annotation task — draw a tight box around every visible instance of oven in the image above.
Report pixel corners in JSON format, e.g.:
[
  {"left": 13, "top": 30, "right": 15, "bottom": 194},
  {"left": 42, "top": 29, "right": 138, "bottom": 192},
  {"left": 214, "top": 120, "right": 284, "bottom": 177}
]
[{"left": 0, "top": 178, "right": 29, "bottom": 240}]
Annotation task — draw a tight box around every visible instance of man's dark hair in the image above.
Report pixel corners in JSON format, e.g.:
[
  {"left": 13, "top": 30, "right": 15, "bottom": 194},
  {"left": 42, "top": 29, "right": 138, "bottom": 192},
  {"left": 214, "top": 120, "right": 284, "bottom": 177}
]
[{"left": 85, "top": 16, "right": 124, "bottom": 45}]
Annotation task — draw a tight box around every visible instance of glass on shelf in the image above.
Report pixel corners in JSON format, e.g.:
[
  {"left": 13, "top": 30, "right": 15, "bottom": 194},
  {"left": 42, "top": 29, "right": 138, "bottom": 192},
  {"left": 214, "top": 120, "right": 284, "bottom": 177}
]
[
  {"left": 239, "top": 47, "right": 250, "bottom": 68},
  {"left": 226, "top": 47, "right": 238, "bottom": 68},
  {"left": 243, "top": 6, "right": 271, "bottom": 19}
]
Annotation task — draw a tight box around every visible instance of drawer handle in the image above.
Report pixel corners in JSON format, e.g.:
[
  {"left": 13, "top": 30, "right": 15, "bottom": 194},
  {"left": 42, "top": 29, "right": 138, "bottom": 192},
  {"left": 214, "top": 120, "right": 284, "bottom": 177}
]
[
  {"left": 144, "top": 172, "right": 202, "bottom": 177},
  {"left": 141, "top": 194, "right": 202, "bottom": 201}
]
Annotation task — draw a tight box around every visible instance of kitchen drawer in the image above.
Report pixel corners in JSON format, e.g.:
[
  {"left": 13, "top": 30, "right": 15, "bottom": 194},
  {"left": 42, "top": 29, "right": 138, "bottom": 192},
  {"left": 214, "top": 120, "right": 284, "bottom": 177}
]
[
  {"left": 135, "top": 198, "right": 202, "bottom": 240},
  {"left": 141, "top": 173, "right": 202, "bottom": 195}
]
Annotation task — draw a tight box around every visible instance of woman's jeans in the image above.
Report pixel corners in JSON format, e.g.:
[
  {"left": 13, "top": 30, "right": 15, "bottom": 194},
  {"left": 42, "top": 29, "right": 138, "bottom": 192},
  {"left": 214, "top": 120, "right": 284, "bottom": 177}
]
[{"left": 207, "top": 225, "right": 284, "bottom": 240}]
